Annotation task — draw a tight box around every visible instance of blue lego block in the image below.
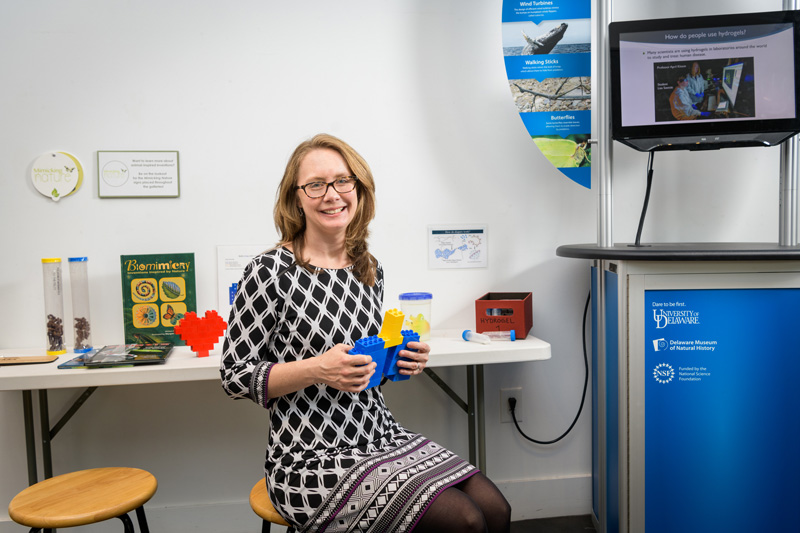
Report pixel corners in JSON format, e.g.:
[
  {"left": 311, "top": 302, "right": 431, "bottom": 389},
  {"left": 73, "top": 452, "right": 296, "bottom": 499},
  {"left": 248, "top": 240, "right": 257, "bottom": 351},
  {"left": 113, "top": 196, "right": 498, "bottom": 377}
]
[
  {"left": 385, "top": 330, "right": 420, "bottom": 383},
  {"left": 351, "top": 329, "right": 422, "bottom": 388},
  {"left": 383, "top": 345, "right": 402, "bottom": 379},
  {"left": 350, "top": 336, "right": 386, "bottom": 389},
  {"left": 351, "top": 336, "right": 385, "bottom": 354}
]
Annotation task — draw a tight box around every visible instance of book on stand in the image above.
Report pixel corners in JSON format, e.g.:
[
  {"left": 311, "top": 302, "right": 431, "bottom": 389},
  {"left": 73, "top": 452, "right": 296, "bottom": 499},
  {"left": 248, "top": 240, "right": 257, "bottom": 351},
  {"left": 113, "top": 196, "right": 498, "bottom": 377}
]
[{"left": 120, "top": 253, "right": 196, "bottom": 345}]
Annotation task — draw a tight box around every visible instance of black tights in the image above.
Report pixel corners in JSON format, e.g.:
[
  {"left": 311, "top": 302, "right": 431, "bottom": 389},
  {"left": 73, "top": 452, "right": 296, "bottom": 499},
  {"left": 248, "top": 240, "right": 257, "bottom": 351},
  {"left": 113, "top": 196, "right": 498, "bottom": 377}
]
[{"left": 413, "top": 472, "right": 511, "bottom": 533}]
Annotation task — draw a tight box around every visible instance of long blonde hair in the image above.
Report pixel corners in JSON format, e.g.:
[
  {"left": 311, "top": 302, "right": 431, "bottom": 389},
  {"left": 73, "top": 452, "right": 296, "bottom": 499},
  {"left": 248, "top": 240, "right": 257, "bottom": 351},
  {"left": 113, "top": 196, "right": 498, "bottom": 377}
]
[{"left": 274, "top": 133, "right": 378, "bottom": 285}]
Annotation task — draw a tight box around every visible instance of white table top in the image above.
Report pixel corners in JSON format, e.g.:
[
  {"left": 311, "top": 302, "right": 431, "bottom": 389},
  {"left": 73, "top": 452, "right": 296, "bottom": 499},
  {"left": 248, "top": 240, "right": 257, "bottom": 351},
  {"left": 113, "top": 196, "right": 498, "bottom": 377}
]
[{"left": 0, "top": 330, "right": 551, "bottom": 391}]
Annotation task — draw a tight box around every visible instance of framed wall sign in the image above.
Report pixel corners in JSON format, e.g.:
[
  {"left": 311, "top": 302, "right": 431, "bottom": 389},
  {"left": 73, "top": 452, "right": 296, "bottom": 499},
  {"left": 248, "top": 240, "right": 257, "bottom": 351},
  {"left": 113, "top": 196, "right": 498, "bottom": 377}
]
[{"left": 98, "top": 151, "right": 180, "bottom": 198}]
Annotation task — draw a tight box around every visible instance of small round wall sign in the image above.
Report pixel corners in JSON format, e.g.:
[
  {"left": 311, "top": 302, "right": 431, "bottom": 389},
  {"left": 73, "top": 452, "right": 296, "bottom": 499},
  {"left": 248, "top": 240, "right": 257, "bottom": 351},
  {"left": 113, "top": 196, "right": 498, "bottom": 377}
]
[{"left": 31, "top": 151, "right": 84, "bottom": 202}]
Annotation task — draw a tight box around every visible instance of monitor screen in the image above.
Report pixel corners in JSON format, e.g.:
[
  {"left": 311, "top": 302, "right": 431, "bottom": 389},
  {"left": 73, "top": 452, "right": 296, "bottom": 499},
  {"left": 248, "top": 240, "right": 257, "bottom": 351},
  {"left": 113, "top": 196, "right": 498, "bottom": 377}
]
[{"left": 610, "top": 10, "right": 800, "bottom": 151}]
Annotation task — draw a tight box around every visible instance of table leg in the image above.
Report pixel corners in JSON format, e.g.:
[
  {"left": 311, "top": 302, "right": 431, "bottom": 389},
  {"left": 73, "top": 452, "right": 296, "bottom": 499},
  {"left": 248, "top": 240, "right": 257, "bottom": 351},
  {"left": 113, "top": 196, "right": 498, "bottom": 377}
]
[
  {"left": 38, "top": 389, "right": 53, "bottom": 479},
  {"left": 421, "top": 367, "right": 484, "bottom": 472},
  {"left": 466, "top": 365, "right": 476, "bottom": 467},
  {"left": 20, "top": 387, "right": 98, "bottom": 485},
  {"left": 22, "top": 390, "right": 38, "bottom": 485},
  {"left": 477, "top": 365, "right": 486, "bottom": 473}
]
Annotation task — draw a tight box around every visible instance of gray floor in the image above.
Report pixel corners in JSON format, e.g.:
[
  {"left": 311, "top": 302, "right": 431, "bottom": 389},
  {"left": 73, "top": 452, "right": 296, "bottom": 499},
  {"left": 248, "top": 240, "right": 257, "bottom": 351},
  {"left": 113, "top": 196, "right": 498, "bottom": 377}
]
[{"left": 510, "top": 515, "right": 596, "bottom": 533}]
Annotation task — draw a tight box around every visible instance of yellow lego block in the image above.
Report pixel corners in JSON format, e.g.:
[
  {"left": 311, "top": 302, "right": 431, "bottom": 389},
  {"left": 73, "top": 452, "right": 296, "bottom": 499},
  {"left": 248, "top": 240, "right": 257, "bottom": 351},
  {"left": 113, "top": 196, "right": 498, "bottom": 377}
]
[{"left": 378, "top": 309, "right": 405, "bottom": 348}]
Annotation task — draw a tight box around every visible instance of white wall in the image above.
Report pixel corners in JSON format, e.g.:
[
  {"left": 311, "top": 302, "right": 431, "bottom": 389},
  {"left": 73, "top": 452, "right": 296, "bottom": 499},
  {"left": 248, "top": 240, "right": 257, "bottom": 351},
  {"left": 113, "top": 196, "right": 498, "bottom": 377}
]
[{"left": 0, "top": 0, "right": 786, "bottom": 530}]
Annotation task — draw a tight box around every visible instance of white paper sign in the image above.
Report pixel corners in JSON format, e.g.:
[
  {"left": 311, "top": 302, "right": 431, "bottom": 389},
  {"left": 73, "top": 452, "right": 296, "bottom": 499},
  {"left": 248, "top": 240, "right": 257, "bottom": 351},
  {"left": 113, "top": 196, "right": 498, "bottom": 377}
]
[
  {"left": 216, "top": 245, "right": 268, "bottom": 321},
  {"left": 98, "top": 151, "right": 180, "bottom": 198},
  {"left": 428, "top": 225, "right": 488, "bottom": 269}
]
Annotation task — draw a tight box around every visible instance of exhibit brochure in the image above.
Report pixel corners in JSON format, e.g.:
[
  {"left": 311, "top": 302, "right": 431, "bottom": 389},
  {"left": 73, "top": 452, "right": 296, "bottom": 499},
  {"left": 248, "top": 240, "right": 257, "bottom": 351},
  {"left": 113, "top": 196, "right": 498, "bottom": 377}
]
[{"left": 84, "top": 343, "right": 174, "bottom": 368}]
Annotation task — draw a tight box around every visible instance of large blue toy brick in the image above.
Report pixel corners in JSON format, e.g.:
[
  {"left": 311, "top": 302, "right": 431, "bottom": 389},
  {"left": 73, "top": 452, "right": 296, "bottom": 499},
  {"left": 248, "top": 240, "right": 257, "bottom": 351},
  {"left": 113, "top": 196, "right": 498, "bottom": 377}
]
[
  {"left": 350, "top": 335, "right": 386, "bottom": 389},
  {"left": 385, "top": 330, "right": 421, "bottom": 382},
  {"left": 401, "top": 329, "right": 420, "bottom": 343},
  {"left": 351, "top": 335, "right": 385, "bottom": 354},
  {"left": 383, "top": 345, "right": 402, "bottom": 379}
]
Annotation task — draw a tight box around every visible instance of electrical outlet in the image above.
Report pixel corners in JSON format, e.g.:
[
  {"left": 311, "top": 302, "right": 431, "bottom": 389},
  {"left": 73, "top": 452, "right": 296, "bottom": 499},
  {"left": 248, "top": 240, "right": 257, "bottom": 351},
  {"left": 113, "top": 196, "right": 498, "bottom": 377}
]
[{"left": 500, "top": 387, "right": 522, "bottom": 424}]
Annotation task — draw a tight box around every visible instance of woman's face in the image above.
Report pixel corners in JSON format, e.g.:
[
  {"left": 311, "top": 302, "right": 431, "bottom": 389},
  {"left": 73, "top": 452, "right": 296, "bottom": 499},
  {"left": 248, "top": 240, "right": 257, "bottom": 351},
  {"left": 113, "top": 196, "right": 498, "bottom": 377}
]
[
  {"left": 692, "top": 63, "right": 700, "bottom": 76},
  {"left": 295, "top": 148, "right": 358, "bottom": 240}
]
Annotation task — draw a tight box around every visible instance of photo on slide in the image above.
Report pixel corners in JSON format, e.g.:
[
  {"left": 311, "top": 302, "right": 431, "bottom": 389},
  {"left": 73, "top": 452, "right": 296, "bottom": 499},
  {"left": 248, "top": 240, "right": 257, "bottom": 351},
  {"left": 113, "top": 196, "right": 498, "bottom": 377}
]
[{"left": 652, "top": 58, "right": 755, "bottom": 122}]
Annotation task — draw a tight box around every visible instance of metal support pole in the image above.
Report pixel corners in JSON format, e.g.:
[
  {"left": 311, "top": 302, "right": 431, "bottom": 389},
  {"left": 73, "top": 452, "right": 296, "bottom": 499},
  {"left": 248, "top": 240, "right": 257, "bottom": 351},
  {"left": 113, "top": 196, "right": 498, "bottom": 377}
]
[
  {"left": 781, "top": 0, "right": 800, "bottom": 246},
  {"left": 597, "top": 0, "right": 614, "bottom": 247},
  {"left": 780, "top": 135, "right": 799, "bottom": 245}
]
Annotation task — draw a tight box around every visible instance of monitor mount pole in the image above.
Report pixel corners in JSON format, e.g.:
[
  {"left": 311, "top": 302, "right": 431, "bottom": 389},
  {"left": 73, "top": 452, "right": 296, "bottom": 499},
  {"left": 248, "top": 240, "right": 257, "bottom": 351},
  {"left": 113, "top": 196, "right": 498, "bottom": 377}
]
[
  {"left": 781, "top": 0, "right": 800, "bottom": 246},
  {"left": 597, "top": 0, "right": 614, "bottom": 248}
]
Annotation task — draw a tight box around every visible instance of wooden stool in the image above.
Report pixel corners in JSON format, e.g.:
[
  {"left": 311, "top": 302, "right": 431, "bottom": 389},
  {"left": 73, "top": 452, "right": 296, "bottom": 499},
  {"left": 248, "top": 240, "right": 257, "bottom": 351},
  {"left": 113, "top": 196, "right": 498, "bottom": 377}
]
[
  {"left": 249, "top": 478, "right": 295, "bottom": 533},
  {"left": 8, "top": 467, "right": 157, "bottom": 533}
]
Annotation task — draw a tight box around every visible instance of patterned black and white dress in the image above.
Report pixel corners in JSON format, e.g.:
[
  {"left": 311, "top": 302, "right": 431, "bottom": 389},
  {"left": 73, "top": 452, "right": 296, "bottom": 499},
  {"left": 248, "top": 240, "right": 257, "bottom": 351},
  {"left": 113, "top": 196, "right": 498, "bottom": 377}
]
[{"left": 220, "top": 247, "right": 476, "bottom": 533}]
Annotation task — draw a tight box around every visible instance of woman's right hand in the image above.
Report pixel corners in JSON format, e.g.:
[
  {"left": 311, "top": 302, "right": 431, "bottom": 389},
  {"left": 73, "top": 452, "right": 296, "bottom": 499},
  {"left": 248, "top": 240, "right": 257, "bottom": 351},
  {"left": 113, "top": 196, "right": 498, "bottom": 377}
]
[{"left": 315, "top": 344, "right": 376, "bottom": 392}]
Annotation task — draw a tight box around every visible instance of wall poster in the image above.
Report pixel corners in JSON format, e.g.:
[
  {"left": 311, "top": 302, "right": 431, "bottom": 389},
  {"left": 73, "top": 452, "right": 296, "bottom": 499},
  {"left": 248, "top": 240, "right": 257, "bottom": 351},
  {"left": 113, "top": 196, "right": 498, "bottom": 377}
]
[{"left": 502, "top": 0, "right": 592, "bottom": 188}]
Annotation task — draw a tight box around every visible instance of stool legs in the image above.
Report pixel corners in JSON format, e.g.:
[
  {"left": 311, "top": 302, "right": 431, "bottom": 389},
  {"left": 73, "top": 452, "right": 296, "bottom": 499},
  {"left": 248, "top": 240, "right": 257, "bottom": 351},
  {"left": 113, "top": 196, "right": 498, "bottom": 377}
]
[
  {"left": 135, "top": 506, "right": 151, "bottom": 533},
  {"left": 117, "top": 513, "right": 135, "bottom": 533}
]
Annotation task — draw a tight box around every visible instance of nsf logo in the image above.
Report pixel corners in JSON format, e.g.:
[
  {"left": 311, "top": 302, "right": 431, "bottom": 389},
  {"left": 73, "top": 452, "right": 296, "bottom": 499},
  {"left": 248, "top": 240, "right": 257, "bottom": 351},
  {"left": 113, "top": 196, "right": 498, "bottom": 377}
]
[{"left": 653, "top": 363, "right": 674, "bottom": 384}]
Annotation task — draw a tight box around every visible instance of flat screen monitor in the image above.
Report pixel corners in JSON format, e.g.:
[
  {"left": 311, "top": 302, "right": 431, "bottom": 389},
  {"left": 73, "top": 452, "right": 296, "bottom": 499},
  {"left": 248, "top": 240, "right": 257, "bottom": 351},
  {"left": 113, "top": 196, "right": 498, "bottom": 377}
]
[{"left": 610, "top": 10, "right": 800, "bottom": 152}]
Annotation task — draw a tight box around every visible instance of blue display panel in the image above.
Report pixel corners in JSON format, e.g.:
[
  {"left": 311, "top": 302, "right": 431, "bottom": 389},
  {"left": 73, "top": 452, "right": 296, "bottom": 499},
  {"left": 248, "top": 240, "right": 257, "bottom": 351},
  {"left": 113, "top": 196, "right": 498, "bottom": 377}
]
[
  {"left": 644, "top": 288, "right": 800, "bottom": 532},
  {"left": 604, "top": 270, "right": 619, "bottom": 533}
]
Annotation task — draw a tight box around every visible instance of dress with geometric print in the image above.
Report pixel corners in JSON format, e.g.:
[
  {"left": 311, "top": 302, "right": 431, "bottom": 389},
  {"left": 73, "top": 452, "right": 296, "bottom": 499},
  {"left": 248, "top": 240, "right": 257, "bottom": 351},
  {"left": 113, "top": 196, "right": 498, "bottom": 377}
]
[{"left": 220, "top": 247, "right": 476, "bottom": 532}]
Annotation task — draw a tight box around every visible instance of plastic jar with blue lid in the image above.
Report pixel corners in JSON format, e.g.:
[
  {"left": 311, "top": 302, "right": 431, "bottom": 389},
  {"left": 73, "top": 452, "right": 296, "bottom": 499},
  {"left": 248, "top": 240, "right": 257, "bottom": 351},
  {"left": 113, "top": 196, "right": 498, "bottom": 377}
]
[{"left": 398, "top": 292, "right": 432, "bottom": 341}]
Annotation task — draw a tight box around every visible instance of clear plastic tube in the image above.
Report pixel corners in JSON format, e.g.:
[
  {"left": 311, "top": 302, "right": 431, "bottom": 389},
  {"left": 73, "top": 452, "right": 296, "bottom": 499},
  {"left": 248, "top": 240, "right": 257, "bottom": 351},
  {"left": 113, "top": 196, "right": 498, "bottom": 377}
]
[
  {"left": 482, "top": 330, "right": 516, "bottom": 341},
  {"left": 42, "top": 258, "right": 66, "bottom": 355},
  {"left": 69, "top": 257, "right": 93, "bottom": 353},
  {"left": 462, "top": 330, "right": 516, "bottom": 344}
]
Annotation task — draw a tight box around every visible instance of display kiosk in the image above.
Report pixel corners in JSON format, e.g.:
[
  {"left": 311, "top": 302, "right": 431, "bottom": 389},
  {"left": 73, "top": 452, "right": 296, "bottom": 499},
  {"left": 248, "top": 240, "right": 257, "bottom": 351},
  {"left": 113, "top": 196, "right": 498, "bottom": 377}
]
[
  {"left": 561, "top": 1, "right": 800, "bottom": 531},
  {"left": 557, "top": 244, "right": 800, "bottom": 532}
]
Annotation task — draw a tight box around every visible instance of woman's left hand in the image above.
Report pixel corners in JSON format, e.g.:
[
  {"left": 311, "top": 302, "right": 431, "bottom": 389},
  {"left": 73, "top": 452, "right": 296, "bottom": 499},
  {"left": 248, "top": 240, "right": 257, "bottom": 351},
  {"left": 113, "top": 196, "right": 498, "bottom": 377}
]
[{"left": 399, "top": 341, "right": 430, "bottom": 376}]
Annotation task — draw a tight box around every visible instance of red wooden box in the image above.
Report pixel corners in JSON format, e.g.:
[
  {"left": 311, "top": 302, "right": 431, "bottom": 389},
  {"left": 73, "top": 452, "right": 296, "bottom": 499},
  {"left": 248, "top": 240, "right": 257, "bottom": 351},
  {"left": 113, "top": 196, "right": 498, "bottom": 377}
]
[{"left": 475, "top": 292, "right": 533, "bottom": 339}]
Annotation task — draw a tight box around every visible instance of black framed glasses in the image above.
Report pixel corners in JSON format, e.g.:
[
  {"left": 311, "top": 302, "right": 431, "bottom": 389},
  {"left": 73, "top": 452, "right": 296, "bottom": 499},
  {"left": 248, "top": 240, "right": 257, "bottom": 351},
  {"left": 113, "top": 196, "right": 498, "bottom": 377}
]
[{"left": 295, "top": 176, "right": 358, "bottom": 198}]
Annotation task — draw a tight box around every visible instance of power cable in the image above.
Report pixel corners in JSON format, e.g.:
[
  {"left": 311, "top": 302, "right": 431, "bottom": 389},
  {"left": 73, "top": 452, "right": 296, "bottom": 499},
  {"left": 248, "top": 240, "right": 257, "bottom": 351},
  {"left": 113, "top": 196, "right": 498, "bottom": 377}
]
[{"left": 509, "top": 291, "right": 590, "bottom": 445}]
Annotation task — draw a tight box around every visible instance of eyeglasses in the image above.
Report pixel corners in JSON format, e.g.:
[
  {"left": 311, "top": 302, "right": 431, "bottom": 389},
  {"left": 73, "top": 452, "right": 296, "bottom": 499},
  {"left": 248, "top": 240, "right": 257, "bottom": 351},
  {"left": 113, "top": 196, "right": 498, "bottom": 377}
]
[{"left": 296, "top": 176, "right": 358, "bottom": 198}]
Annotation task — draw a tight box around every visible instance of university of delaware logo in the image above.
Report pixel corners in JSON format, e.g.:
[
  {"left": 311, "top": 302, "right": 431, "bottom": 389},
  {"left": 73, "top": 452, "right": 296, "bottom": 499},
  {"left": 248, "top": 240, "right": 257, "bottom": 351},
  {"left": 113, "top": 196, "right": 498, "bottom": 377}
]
[
  {"left": 653, "top": 309, "right": 700, "bottom": 329},
  {"left": 653, "top": 363, "right": 675, "bottom": 384}
]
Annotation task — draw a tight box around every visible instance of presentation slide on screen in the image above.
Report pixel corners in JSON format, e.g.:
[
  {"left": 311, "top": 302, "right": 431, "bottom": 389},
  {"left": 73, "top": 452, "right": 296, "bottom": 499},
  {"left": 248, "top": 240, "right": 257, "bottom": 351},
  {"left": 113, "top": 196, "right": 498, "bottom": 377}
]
[{"left": 618, "top": 22, "right": 795, "bottom": 127}]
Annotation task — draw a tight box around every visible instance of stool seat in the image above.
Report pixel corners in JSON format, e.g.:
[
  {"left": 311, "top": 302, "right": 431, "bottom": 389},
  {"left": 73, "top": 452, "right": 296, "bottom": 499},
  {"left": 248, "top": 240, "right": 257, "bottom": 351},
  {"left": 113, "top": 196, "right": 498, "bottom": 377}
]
[
  {"left": 9, "top": 467, "right": 157, "bottom": 530},
  {"left": 249, "top": 478, "right": 291, "bottom": 529}
]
